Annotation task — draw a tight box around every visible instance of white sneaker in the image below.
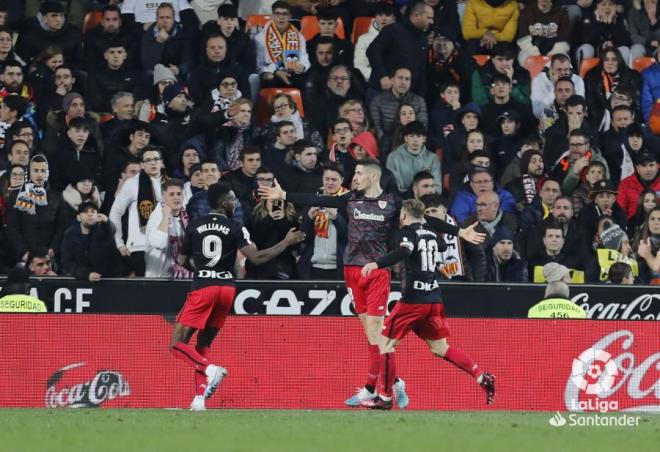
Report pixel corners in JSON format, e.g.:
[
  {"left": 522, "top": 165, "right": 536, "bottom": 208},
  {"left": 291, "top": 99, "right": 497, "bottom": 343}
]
[
  {"left": 204, "top": 365, "right": 227, "bottom": 399},
  {"left": 344, "top": 387, "right": 377, "bottom": 407},
  {"left": 393, "top": 379, "right": 409, "bottom": 409},
  {"left": 189, "top": 395, "right": 205, "bottom": 411}
]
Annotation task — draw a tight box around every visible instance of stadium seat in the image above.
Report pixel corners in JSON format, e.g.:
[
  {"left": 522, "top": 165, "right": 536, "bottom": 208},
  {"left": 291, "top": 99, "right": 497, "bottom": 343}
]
[
  {"left": 525, "top": 55, "right": 550, "bottom": 78},
  {"left": 99, "top": 113, "right": 114, "bottom": 123},
  {"left": 473, "top": 55, "right": 490, "bottom": 67},
  {"left": 82, "top": 10, "right": 103, "bottom": 35},
  {"left": 300, "top": 16, "right": 345, "bottom": 41},
  {"left": 351, "top": 17, "right": 374, "bottom": 44},
  {"left": 579, "top": 58, "right": 599, "bottom": 78},
  {"left": 633, "top": 57, "right": 655, "bottom": 73},
  {"left": 255, "top": 88, "right": 305, "bottom": 126},
  {"left": 245, "top": 14, "right": 271, "bottom": 37}
]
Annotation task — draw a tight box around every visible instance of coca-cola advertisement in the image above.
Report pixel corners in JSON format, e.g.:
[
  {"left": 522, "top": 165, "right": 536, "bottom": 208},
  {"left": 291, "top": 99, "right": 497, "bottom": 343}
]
[{"left": 0, "top": 314, "right": 657, "bottom": 411}]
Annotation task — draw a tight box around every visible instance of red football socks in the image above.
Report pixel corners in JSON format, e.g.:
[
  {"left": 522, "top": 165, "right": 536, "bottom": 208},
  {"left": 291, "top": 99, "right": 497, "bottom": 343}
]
[
  {"left": 366, "top": 344, "right": 381, "bottom": 388},
  {"left": 443, "top": 346, "right": 483, "bottom": 379},
  {"left": 194, "top": 346, "right": 210, "bottom": 396},
  {"left": 379, "top": 352, "right": 397, "bottom": 398},
  {"left": 171, "top": 342, "right": 209, "bottom": 372}
]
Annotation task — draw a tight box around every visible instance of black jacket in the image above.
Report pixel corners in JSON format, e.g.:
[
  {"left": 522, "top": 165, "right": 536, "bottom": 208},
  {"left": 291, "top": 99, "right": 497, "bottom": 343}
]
[
  {"left": 200, "top": 22, "right": 257, "bottom": 74},
  {"left": 485, "top": 248, "right": 528, "bottom": 282},
  {"left": 6, "top": 188, "right": 68, "bottom": 260},
  {"left": 187, "top": 59, "right": 250, "bottom": 106},
  {"left": 86, "top": 64, "right": 140, "bottom": 113},
  {"left": 524, "top": 217, "right": 587, "bottom": 264},
  {"left": 15, "top": 19, "right": 83, "bottom": 68},
  {"left": 297, "top": 206, "right": 348, "bottom": 279},
  {"left": 50, "top": 138, "right": 103, "bottom": 192},
  {"left": 367, "top": 17, "right": 429, "bottom": 96},
  {"left": 83, "top": 25, "right": 140, "bottom": 72},
  {"left": 245, "top": 210, "right": 300, "bottom": 279},
  {"left": 140, "top": 23, "right": 194, "bottom": 76},
  {"left": 61, "top": 220, "right": 128, "bottom": 279}
]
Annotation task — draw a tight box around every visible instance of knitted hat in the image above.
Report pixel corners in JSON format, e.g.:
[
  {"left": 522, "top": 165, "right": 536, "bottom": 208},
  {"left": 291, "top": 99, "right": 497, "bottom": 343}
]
[
  {"left": 600, "top": 223, "right": 627, "bottom": 251},
  {"left": 497, "top": 110, "right": 520, "bottom": 124},
  {"left": 519, "top": 148, "right": 544, "bottom": 173},
  {"left": 492, "top": 226, "right": 514, "bottom": 244},
  {"left": 40, "top": 1, "right": 64, "bottom": 15},
  {"left": 543, "top": 262, "right": 570, "bottom": 283},
  {"left": 189, "top": 163, "right": 202, "bottom": 175},
  {"left": 62, "top": 92, "right": 83, "bottom": 112},
  {"left": 153, "top": 64, "right": 177, "bottom": 86},
  {"left": 162, "top": 84, "right": 186, "bottom": 106}
]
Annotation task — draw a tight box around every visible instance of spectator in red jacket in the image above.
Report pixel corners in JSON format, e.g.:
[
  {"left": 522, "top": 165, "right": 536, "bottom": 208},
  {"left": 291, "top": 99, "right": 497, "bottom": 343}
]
[{"left": 617, "top": 151, "right": 660, "bottom": 219}]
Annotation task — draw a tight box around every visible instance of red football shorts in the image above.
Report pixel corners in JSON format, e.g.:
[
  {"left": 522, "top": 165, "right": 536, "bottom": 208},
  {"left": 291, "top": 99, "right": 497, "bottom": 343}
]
[
  {"left": 383, "top": 302, "right": 450, "bottom": 341},
  {"left": 344, "top": 265, "right": 390, "bottom": 316},
  {"left": 176, "top": 285, "right": 236, "bottom": 330}
]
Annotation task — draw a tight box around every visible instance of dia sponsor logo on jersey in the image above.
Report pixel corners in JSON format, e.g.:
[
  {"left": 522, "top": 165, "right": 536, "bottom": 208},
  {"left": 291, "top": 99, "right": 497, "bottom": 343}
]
[{"left": 45, "top": 362, "right": 130, "bottom": 408}]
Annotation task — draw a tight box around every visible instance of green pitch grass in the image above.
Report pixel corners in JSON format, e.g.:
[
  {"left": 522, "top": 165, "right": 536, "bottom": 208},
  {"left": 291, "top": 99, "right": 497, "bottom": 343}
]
[{"left": 2, "top": 410, "right": 658, "bottom": 452}]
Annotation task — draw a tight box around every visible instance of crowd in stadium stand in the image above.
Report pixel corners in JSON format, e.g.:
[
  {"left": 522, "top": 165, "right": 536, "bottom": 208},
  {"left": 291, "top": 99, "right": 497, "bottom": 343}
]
[{"left": 0, "top": 0, "right": 658, "bottom": 284}]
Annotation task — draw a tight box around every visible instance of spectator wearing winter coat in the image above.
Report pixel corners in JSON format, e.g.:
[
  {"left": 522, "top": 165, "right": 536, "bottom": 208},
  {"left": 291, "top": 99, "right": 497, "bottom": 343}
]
[
  {"left": 627, "top": 0, "right": 660, "bottom": 60},
  {"left": 552, "top": 129, "right": 610, "bottom": 191},
  {"left": 578, "top": 180, "right": 628, "bottom": 243},
  {"left": 518, "top": 179, "right": 561, "bottom": 230},
  {"left": 279, "top": 139, "right": 323, "bottom": 194},
  {"left": 366, "top": 1, "right": 434, "bottom": 96},
  {"left": 61, "top": 163, "right": 102, "bottom": 224},
  {"left": 462, "top": 0, "right": 520, "bottom": 55},
  {"left": 49, "top": 117, "right": 102, "bottom": 192},
  {"left": 386, "top": 121, "right": 441, "bottom": 193},
  {"left": 370, "top": 67, "right": 428, "bottom": 155},
  {"left": 470, "top": 42, "right": 531, "bottom": 106},
  {"left": 149, "top": 84, "right": 194, "bottom": 173},
  {"left": 61, "top": 201, "right": 127, "bottom": 282},
  {"left": 200, "top": 4, "right": 257, "bottom": 74},
  {"left": 504, "top": 148, "right": 547, "bottom": 209},
  {"left": 617, "top": 151, "right": 660, "bottom": 219},
  {"left": 83, "top": 5, "right": 140, "bottom": 72},
  {"left": 515, "top": 0, "right": 571, "bottom": 67},
  {"left": 14, "top": 1, "right": 83, "bottom": 69},
  {"left": 576, "top": 0, "right": 633, "bottom": 66},
  {"left": 450, "top": 168, "right": 516, "bottom": 223},
  {"left": 485, "top": 226, "right": 528, "bottom": 282},
  {"left": 527, "top": 221, "right": 587, "bottom": 282},
  {"left": 571, "top": 161, "right": 607, "bottom": 216},
  {"left": 86, "top": 43, "right": 139, "bottom": 113},
  {"left": 480, "top": 73, "right": 536, "bottom": 138},
  {"left": 353, "top": 3, "right": 397, "bottom": 82},
  {"left": 531, "top": 53, "right": 585, "bottom": 121},
  {"left": 140, "top": 3, "right": 194, "bottom": 78},
  {"left": 641, "top": 48, "right": 660, "bottom": 123}
]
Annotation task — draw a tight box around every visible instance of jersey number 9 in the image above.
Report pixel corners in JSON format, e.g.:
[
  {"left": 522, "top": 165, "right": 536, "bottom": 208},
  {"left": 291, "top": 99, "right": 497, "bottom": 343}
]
[{"left": 202, "top": 235, "right": 223, "bottom": 267}]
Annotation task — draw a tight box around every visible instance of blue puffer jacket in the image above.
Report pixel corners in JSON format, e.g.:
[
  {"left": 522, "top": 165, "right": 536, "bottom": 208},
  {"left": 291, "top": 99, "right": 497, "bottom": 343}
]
[
  {"left": 449, "top": 183, "right": 517, "bottom": 223},
  {"left": 641, "top": 62, "right": 660, "bottom": 122}
]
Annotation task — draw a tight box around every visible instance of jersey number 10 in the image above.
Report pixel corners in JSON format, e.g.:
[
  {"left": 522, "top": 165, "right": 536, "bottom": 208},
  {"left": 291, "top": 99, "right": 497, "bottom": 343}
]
[{"left": 418, "top": 238, "right": 441, "bottom": 272}]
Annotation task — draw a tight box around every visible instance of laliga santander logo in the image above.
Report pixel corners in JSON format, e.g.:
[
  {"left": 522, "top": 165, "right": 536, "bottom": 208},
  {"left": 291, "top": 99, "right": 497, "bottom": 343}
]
[
  {"left": 571, "top": 348, "right": 619, "bottom": 395},
  {"left": 564, "top": 330, "right": 660, "bottom": 413},
  {"left": 45, "top": 362, "right": 130, "bottom": 408}
]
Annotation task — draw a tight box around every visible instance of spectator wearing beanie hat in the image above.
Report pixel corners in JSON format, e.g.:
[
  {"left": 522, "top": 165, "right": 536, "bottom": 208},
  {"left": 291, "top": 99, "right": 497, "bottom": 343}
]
[
  {"left": 43, "top": 92, "right": 104, "bottom": 160},
  {"left": 485, "top": 225, "right": 527, "bottom": 282},
  {"left": 578, "top": 180, "right": 628, "bottom": 244},
  {"left": 149, "top": 84, "right": 194, "bottom": 173},
  {"left": 61, "top": 162, "right": 102, "bottom": 224},
  {"left": 542, "top": 262, "right": 571, "bottom": 283},
  {"left": 504, "top": 148, "right": 546, "bottom": 209},
  {"left": 14, "top": 1, "right": 84, "bottom": 69},
  {"left": 136, "top": 64, "right": 177, "bottom": 122},
  {"left": 492, "top": 109, "right": 523, "bottom": 174},
  {"left": 587, "top": 222, "right": 639, "bottom": 282}
]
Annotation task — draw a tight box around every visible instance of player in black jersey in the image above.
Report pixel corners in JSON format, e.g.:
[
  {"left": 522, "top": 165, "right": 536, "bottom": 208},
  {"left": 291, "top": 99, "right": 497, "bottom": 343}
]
[
  {"left": 360, "top": 199, "right": 496, "bottom": 410},
  {"left": 169, "top": 182, "right": 305, "bottom": 411}
]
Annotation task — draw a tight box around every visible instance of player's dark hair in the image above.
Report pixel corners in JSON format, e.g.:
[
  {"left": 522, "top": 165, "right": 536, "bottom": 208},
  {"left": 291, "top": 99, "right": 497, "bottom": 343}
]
[
  {"left": 608, "top": 262, "right": 632, "bottom": 284},
  {"left": 207, "top": 182, "right": 233, "bottom": 210},
  {"left": 402, "top": 199, "right": 426, "bottom": 219},
  {"left": 240, "top": 146, "right": 261, "bottom": 160},
  {"left": 420, "top": 193, "right": 444, "bottom": 209},
  {"left": 162, "top": 178, "right": 184, "bottom": 191},
  {"left": 355, "top": 157, "right": 382, "bottom": 175},
  {"left": 77, "top": 200, "right": 98, "bottom": 215}
]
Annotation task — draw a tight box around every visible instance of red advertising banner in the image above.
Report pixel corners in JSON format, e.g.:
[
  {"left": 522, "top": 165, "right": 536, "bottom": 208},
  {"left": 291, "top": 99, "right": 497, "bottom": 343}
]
[{"left": 0, "top": 315, "right": 658, "bottom": 411}]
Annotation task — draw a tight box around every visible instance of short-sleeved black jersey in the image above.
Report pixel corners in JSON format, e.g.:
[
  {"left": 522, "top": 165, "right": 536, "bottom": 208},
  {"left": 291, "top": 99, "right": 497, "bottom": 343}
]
[
  {"left": 397, "top": 222, "right": 445, "bottom": 304},
  {"left": 181, "top": 213, "right": 252, "bottom": 289}
]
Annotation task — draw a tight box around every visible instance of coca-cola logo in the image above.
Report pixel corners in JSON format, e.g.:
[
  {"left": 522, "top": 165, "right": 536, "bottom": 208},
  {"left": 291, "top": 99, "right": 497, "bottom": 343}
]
[
  {"left": 573, "top": 293, "right": 660, "bottom": 320},
  {"left": 564, "top": 330, "right": 660, "bottom": 413},
  {"left": 45, "top": 362, "right": 130, "bottom": 408}
]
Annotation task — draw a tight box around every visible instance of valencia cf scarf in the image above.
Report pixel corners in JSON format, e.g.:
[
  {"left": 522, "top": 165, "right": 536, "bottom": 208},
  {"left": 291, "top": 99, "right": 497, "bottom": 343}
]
[
  {"left": 137, "top": 172, "right": 158, "bottom": 229},
  {"left": 265, "top": 21, "right": 301, "bottom": 70},
  {"left": 436, "top": 214, "right": 466, "bottom": 279},
  {"left": 313, "top": 186, "right": 349, "bottom": 238}
]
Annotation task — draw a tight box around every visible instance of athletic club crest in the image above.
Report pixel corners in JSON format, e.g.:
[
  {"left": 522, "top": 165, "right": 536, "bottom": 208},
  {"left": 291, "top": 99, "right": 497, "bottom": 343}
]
[{"left": 378, "top": 200, "right": 387, "bottom": 209}]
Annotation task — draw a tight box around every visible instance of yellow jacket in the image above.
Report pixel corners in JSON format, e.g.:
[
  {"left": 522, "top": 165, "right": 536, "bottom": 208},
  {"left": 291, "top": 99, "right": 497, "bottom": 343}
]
[{"left": 462, "top": 0, "right": 520, "bottom": 42}]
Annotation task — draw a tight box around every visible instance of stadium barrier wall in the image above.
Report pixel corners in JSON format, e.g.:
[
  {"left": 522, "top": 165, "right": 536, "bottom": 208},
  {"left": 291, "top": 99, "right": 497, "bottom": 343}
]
[
  {"left": 0, "top": 315, "right": 658, "bottom": 411},
  {"left": 1, "top": 278, "right": 658, "bottom": 319}
]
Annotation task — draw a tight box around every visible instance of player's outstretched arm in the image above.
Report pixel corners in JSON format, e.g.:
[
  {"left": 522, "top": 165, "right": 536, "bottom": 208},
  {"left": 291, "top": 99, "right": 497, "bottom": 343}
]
[
  {"left": 362, "top": 247, "right": 412, "bottom": 277},
  {"left": 258, "top": 179, "right": 349, "bottom": 208},
  {"left": 424, "top": 216, "right": 486, "bottom": 245},
  {"left": 457, "top": 222, "right": 487, "bottom": 245},
  {"left": 240, "top": 228, "right": 306, "bottom": 265}
]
